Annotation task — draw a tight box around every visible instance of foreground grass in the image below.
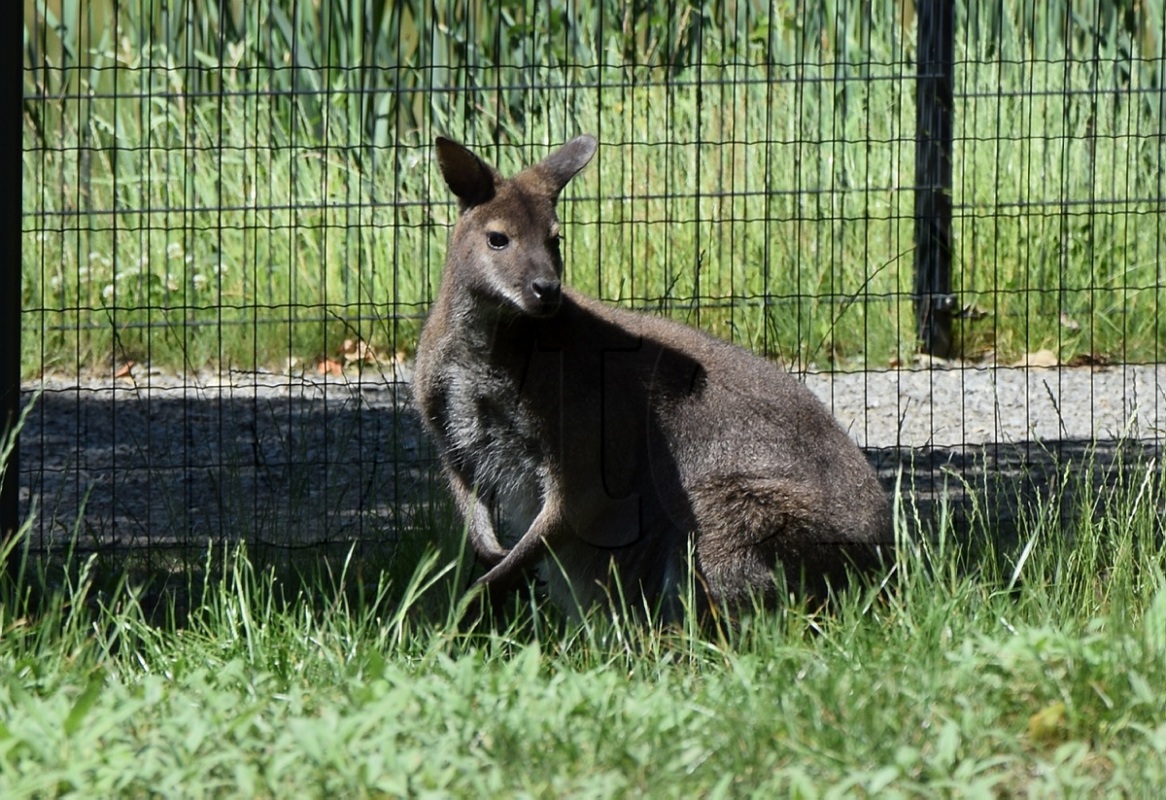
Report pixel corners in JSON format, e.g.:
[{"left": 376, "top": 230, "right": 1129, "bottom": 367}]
[{"left": 3, "top": 455, "right": 1166, "bottom": 797}]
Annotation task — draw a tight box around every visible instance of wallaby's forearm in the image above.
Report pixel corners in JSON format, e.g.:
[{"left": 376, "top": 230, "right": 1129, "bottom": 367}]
[
  {"left": 473, "top": 494, "right": 566, "bottom": 592},
  {"left": 447, "top": 469, "right": 508, "bottom": 568}
]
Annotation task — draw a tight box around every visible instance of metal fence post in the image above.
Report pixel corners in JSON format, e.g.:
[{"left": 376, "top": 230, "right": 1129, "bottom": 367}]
[
  {"left": 2, "top": 4, "right": 23, "bottom": 562},
  {"left": 913, "top": 0, "right": 956, "bottom": 357}
]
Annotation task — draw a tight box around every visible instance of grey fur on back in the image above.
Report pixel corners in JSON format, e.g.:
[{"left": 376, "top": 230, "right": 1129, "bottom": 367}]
[{"left": 413, "top": 135, "right": 892, "bottom": 621}]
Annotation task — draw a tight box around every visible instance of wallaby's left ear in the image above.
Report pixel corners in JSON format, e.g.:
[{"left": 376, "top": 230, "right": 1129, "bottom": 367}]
[
  {"left": 435, "top": 137, "right": 499, "bottom": 209},
  {"left": 531, "top": 135, "right": 597, "bottom": 200}
]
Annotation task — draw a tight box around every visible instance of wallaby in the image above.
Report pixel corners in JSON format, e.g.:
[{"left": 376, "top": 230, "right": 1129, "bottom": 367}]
[{"left": 413, "top": 134, "right": 892, "bottom": 621}]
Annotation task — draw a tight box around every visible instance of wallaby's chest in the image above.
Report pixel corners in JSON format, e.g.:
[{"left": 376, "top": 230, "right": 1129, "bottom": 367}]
[{"left": 438, "top": 356, "right": 546, "bottom": 506}]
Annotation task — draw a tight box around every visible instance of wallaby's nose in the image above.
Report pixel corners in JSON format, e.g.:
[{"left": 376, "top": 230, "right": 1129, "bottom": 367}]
[{"left": 531, "top": 277, "right": 561, "bottom": 305}]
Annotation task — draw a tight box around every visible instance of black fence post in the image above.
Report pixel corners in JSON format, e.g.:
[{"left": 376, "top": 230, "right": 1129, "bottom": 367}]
[
  {"left": 2, "top": 4, "right": 23, "bottom": 563},
  {"left": 913, "top": 0, "right": 956, "bottom": 357}
]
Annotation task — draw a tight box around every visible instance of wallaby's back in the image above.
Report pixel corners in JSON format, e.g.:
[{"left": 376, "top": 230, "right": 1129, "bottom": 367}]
[{"left": 414, "top": 135, "right": 892, "bottom": 620}]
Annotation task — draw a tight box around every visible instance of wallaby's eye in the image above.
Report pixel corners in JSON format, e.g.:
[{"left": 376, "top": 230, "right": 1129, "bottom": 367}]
[{"left": 487, "top": 232, "right": 510, "bottom": 250}]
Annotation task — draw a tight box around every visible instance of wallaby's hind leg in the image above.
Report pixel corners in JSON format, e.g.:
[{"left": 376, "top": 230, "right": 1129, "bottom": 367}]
[{"left": 689, "top": 474, "right": 885, "bottom": 610}]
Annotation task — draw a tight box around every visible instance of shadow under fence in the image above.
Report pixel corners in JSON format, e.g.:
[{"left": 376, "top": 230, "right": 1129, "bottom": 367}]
[{"left": 16, "top": 365, "right": 1166, "bottom": 587}]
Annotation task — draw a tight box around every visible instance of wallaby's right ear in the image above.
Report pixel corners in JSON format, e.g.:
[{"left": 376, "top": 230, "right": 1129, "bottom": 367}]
[
  {"left": 435, "top": 137, "right": 499, "bottom": 210},
  {"left": 532, "top": 135, "right": 597, "bottom": 200}
]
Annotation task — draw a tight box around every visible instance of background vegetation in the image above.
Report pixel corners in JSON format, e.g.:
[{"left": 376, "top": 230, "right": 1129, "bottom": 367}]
[{"left": 21, "top": 0, "right": 1166, "bottom": 377}]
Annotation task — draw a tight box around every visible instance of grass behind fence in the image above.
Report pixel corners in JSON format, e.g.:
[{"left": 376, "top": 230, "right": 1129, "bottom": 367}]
[
  {"left": 23, "top": 60, "right": 921, "bottom": 376},
  {"left": 956, "top": 54, "right": 1166, "bottom": 363},
  {"left": 21, "top": 1, "right": 1166, "bottom": 377}
]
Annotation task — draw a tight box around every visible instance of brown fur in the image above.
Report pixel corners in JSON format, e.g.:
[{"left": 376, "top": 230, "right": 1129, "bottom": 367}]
[{"left": 413, "top": 135, "right": 893, "bottom": 621}]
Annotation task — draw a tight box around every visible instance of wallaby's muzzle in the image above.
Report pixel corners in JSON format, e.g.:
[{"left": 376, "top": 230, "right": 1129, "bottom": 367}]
[{"left": 528, "top": 276, "right": 562, "bottom": 316}]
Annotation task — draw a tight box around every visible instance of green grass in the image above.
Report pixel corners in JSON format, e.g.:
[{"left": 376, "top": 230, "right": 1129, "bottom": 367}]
[
  {"left": 21, "top": 1, "right": 1166, "bottom": 378},
  {"left": 24, "top": 57, "right": 919, "bottom": 376},
  {"left": 954, "top": 55, "right": 1166, "bottom": 364},
  {"left": 3, "top": 435, "right": 1166, "bottom": 795}
]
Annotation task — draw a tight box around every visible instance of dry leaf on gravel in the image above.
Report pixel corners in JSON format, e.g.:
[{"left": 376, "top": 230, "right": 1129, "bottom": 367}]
[
  {"left": 317, "top": 358, "right": 344, "bottom": 377},
  {"left": 1012, "top": 349, "right": 1059, "bottom": 368},
  {"left": 340, "top": 337, "right": 382, "bottom": 366}
]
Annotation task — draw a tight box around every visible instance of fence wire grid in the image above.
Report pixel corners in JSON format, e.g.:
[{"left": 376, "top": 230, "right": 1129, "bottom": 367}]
[{"left": 13, "top": 0, "right": 1166, "bottom": 573}]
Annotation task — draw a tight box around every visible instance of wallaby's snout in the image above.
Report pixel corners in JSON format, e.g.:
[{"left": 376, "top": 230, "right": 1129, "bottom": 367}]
[{"left": 529, "top": 275, "right": 562, "bottom": 315}]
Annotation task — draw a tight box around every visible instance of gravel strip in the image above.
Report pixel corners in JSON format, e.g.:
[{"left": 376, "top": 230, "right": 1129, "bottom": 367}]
[{"left": 807, "top": 361, "right": 1165, "bottom": 448}]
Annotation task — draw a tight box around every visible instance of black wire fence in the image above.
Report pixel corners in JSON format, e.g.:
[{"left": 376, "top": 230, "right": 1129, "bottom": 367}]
[{"left": 10, "top": 0, "right": 1166, "bottom": 575}]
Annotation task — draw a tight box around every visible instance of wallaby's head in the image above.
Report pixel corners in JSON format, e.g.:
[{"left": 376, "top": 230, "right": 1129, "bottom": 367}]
[{"left": 435, "top": 135, "right": 597, "bottom": 318}]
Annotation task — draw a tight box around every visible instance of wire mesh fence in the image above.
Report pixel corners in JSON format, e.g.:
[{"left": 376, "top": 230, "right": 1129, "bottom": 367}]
[{"left": 14, "top": 1, "right": 1166, "bottom": 577}]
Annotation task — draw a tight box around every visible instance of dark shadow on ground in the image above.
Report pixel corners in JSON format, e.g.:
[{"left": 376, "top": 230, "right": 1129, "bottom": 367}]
[
  {"left": 871, "top": 438, "right": 1163, "bottom": 552},
  {"left": 18, "top": 379, "right": 439, "bottom": 560}
]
